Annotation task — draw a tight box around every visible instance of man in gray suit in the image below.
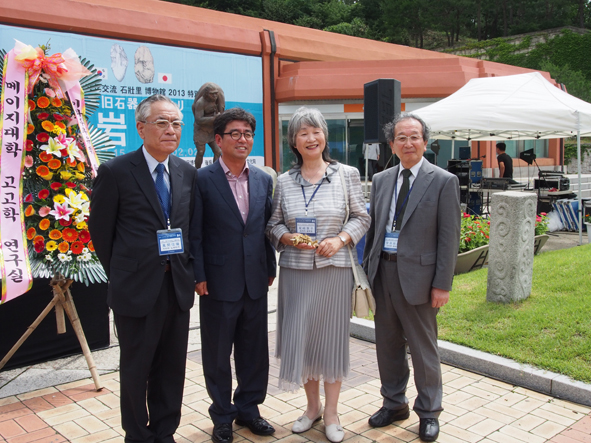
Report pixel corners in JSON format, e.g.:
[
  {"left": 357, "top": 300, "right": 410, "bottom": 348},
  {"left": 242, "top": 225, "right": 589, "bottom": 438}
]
[{"left": 363, "top": 113, "right": 460, "bottom": 442}]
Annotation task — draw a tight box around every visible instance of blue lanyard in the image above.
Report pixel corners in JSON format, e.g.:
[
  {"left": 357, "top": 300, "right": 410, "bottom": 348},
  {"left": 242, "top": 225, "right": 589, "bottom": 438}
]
[
  {"left": 392, "top": 179, "right": 413, "bottom": 231},
  {"left": 301, "top": 180, "right": 324, "bottom": 216}
]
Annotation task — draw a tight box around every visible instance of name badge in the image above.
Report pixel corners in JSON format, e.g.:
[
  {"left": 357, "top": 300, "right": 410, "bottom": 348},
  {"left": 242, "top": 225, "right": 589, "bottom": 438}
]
[
  {"left": 383, "top": 231, "right": 399, "bottom": 253},
  {"left": 295, "top": 217, "right": 317, "bottom": 237},
  {"left": 157, "top": 228, "right": 184, "bottom": 255}
]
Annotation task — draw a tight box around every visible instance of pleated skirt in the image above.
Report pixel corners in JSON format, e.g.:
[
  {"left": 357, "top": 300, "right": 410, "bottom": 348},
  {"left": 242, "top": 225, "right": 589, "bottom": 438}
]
[{"left": 275, "top": 265, "right": 353, "bottom": 392}]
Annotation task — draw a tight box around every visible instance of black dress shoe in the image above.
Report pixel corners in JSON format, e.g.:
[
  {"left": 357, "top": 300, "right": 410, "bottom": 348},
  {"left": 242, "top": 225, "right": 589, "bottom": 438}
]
[
  {"left": 368, "top": 405, "right": 410, "bottom": 427},
  {"left": 234, "top": 417, "right": 275, "bottom": 436},
  {"left": 419, "top": 418, "right": 439, "bottom": 442},
  {"left": 212, "top": 423, "right": 233, "bottom": 443}
]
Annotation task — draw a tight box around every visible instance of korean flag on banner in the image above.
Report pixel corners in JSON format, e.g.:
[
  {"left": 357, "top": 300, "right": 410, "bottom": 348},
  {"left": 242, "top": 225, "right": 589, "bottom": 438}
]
[
  {"left": 95, "top": 67, "right": 108, "bottom": 80},
  {"left": 158, "top": 73, "right": 172, "bottom": 84}
]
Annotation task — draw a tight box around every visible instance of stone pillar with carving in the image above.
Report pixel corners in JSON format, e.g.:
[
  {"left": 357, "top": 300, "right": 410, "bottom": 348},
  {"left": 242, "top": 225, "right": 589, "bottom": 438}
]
[{"left": 487, "top": 191, "right": 538, "bottom": 303}]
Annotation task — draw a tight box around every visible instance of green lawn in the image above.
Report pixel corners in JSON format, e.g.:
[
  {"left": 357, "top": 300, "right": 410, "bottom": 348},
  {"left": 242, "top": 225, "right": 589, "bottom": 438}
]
[{"left": 439, "top": 243, "right": 591, "bottom": 383}]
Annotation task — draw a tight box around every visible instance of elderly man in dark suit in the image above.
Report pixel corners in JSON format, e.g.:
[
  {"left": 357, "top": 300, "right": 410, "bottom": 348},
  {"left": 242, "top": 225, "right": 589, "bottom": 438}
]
[
  {"left": 363, "top": 113, "right": 461, "bottom": 442},
  {"left": 89, "top": 95, "right": 197, "bottom": 443},
  {"left": 191, "top": 108, "right": 276, "bottom": 443}
]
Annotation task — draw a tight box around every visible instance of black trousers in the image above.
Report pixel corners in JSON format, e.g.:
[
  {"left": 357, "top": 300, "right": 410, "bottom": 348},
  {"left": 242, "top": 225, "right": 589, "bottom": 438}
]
[
  {"left": 199, "top": 289, "right": 269, "bottom": 425},
  {"left": 115, "top": 272, "right": 190, "bottom": 443}
]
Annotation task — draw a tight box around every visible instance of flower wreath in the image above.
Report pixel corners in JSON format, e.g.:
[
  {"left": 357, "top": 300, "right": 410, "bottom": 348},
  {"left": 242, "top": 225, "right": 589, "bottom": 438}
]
[{"left": 0, "top": 43, "right": 115, "bottom": 285}]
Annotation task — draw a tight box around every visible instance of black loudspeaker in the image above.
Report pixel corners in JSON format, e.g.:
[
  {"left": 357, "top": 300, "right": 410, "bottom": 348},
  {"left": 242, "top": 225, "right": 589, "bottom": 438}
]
[
  {"left": 519, "top": 148, "right": 536, "bottom": 165},
  {"left": 364, "top": 79, "right": 401, "bottom": 144}
]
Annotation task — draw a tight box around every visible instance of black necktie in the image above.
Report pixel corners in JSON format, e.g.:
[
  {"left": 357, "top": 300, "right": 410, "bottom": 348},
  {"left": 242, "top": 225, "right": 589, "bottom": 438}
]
[
  {"left": 395, "top": 169, "right": 412, "bottom": 230},
  {"left": 155, "top": 163, "right": 170, "bottom": 219}
]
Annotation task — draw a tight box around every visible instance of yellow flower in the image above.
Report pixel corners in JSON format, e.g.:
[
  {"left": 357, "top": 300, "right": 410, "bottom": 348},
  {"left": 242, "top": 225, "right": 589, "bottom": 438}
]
[
  {"left": 46, "top": 241, "right": 58, "bottom": 251},
  {"left": 64, "top": 188, "right": 73, "bottom": 197},
  {"left": 53, "top": 194, "right": 66, "bottom": 204},
  {"left": 76, "top": 221, "right": 88, "bottom": 230},
  {"left": 74, "top": 173, "right": 85, "bottom": 180},
  {"left": 60, "top": 170, "right": 72, "bottom": 180},
  {"left": 77, "top": 162, "right": 85, "bottom": 173}
]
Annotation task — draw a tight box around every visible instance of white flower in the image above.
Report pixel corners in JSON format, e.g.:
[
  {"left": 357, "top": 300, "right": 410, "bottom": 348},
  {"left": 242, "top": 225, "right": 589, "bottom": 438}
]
[
  {"left": 74, "top": 213, "right": 86, "bottom": 224},
  {"left": 58, "top": 253, "right": 68, "bottom": 262},
  {"left": 45, "top": 254, "right": 53, "bottom": 262}
]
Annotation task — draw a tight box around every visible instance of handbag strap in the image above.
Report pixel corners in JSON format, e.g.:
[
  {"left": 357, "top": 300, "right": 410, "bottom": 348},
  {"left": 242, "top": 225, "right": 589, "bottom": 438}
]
[{"left": 337, "top": 165, "right": 361, "bottom": 287}]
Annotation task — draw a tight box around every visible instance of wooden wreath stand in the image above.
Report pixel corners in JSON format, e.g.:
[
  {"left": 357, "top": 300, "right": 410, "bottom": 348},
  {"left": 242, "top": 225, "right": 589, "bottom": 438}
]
[{"left": 0, "top": 275, "right": 103, "bottom": 391}]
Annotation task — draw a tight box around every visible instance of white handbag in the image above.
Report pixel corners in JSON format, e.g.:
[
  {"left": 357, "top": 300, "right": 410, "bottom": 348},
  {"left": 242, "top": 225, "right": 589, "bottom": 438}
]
[{"left": 337, "top": 165, "right": 376, "bottom": 318}]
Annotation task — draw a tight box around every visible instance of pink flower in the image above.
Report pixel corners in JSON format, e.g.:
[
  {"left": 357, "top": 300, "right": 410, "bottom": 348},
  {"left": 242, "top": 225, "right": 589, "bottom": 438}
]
[
  {"left": 49, "top": 201, "right": 74, "bottom": 221},
  {"left": 44, "top": 88, "right": 56, "bottom": 97},
  {"left": 25, "top": 155, "right": 33, "bottom": 167},
  {"left": 39, "top": 206, "right": 51, "bottom": 217}
]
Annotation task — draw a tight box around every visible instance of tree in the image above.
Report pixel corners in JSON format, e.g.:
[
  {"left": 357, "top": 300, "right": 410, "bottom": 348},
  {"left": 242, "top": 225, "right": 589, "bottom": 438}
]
[{"left": 540, "top": 60, "right": 591, "bottom": 102}]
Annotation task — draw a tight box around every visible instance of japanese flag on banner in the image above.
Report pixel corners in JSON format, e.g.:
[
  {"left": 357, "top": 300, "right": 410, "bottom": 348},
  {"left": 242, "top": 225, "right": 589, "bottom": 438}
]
[{"left": 158, "top": 73, "right": 172, "bottom": 84}]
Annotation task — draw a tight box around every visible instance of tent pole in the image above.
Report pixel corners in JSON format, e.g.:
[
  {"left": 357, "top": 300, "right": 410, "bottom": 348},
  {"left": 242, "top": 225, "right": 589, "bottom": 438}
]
[
  {"left": 577, "top": 122, "right": 582, "bottom": 246},
  {"left": 452, "top": 139, "right": 455, "bottom": 159}
]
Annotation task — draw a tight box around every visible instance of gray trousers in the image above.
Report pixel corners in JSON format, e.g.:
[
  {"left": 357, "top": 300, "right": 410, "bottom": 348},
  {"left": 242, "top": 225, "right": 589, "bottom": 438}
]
[{"left": 374, "top": 258, "right": 443, "bottom": 418}]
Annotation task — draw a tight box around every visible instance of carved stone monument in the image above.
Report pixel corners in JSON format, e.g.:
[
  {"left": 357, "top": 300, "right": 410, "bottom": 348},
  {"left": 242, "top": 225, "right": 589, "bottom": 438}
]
[
  {"left": 192, "top": 82, "right": 225, "bottom": 168},
  {"left": 487, "top": 191, "right": 537, "bottom": 303}
]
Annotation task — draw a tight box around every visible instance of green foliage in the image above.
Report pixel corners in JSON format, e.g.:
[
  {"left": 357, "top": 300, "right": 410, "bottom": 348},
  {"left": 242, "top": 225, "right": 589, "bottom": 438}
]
[
  {"left": 540, "top": 61, "right": 591, "bottom": 102},
  {"left": 440, "top": 244, "right": 591, "bottom": 383},
  {"left": 459, "top": 214, "right": 490, "bottom": 253},
  {"left": 564, "top": 142, "right": 591, "bottom": 163},
  {"left": 535, "top": 213, "right": 549, "bottom": 235},
  {"left": 324, "top": 17, "right": 369, "bottom": 38}
]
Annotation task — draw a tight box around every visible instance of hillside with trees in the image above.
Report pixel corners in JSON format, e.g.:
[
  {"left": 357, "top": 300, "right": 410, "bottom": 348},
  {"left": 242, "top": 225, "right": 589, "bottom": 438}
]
[{"left": 166, "top": 0, "right": 591, "bottom": 101}]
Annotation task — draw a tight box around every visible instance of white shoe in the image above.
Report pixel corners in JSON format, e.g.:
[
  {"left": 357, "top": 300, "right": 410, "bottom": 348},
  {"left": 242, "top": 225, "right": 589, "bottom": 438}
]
[
  {"left": 325, "top": 418, "right": 344, "bottom": 443},
  {"left": 292, "top": 404, "right": 323, "bottom": 433}
]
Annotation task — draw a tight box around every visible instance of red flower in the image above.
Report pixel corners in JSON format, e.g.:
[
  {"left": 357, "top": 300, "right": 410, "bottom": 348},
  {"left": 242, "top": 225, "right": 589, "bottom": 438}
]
[
  {"left": 26, "top": 140, "right": 34, "bottom": 151},
  {"left": 88, "top": 241, "right": 94, "bottom": 252},
  {"left": 79, "top": 230, "right": 91, "bottom": 243},
  {"left": 62, "top": 228, "right": 79, "bottom": 242},
  {"left": 50, "top": 182, "right": 62, "bottom": 191},
  {"left": 59, "top": 149, "right": 68, "bottom": 157},
  {"left": 540, "top": 212, "right": 547, "bottom": 216},
  {"left": 28, "top": 99, "right": 36, "bottom": 111},
  {"left": 53, "top": 113, "right": 65, "bottom": 121},
  {"left": 25, "top": 193, "right": 33, "bottom": 203},
  {"left": 466, "top": 237, "right": 471, "bottom": 242},
  {"left": 66, "top": 182, "right": 76, "bottom": 188},
  {"left": 71, "top": 241, "right": 84, "bottom": 254},
  {"left": 36, "top": 133, "right": 49, "bottom": 143},
  {"left": 59, "top": 218, "right": 72, "bottom": 227},
  {"left": 37, "top": 112, "right": 50, "bottom": 120},
  {"left": 38, "top": 189, "right": 50, "bottom": 199},
  {"left": 34, "top": 238, "right": 45, "bottom": 253},
  {"left": 463, "top": 213, "right": 470, "bottom": 218}
]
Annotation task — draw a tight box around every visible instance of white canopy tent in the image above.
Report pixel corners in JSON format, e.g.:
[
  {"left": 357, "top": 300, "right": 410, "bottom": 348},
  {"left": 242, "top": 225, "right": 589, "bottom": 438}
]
[{"left": 413, "top": 71, "right": 591, "bottom": 245}]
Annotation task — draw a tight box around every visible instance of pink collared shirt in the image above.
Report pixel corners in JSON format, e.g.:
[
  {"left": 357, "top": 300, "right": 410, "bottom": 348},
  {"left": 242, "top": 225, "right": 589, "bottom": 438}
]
[{"left": 219, "top": 157, "right": 250, "bottom": 223}]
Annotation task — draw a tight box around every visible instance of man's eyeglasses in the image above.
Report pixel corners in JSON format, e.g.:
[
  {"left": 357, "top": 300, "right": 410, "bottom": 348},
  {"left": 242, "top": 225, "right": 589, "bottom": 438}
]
[
  {"left": 394, "top": 135, "right": 423, "bottom": 144},
  {"left": 223, "top": 131, "right": 254, "bottom": 141},
  {"left": 143, "top": 119, "right": 185, "bottom": 131}
]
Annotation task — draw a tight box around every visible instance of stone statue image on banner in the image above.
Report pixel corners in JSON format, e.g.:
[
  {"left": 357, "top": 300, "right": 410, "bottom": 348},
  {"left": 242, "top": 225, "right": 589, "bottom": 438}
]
[{"left": 192, "top": 82, "right": 225, "bottom": 168}]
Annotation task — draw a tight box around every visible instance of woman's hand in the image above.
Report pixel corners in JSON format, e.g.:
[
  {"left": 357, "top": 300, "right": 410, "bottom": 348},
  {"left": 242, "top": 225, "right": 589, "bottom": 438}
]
[
  {"left": 316, "top": 237, "right": 345, "bottom": 257},
  {"left": 280, "top": 233, "right": 317, "bottom": 250}
]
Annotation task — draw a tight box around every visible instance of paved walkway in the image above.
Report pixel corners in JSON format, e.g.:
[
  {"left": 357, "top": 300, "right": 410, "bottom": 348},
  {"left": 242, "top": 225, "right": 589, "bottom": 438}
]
[{"left": 1, "top": 330, "right": 590, "bottom": 443}]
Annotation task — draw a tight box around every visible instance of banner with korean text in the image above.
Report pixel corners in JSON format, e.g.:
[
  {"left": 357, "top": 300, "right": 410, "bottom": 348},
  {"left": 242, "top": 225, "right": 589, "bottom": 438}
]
[{"left": 0, "top": 49, "right": 32, "bottom": 302}]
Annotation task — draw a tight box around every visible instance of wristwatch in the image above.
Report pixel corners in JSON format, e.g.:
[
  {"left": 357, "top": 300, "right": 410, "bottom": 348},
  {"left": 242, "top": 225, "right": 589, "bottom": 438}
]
[{"left": 337, "top": 235, "right": 347, "bottom": 245}]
